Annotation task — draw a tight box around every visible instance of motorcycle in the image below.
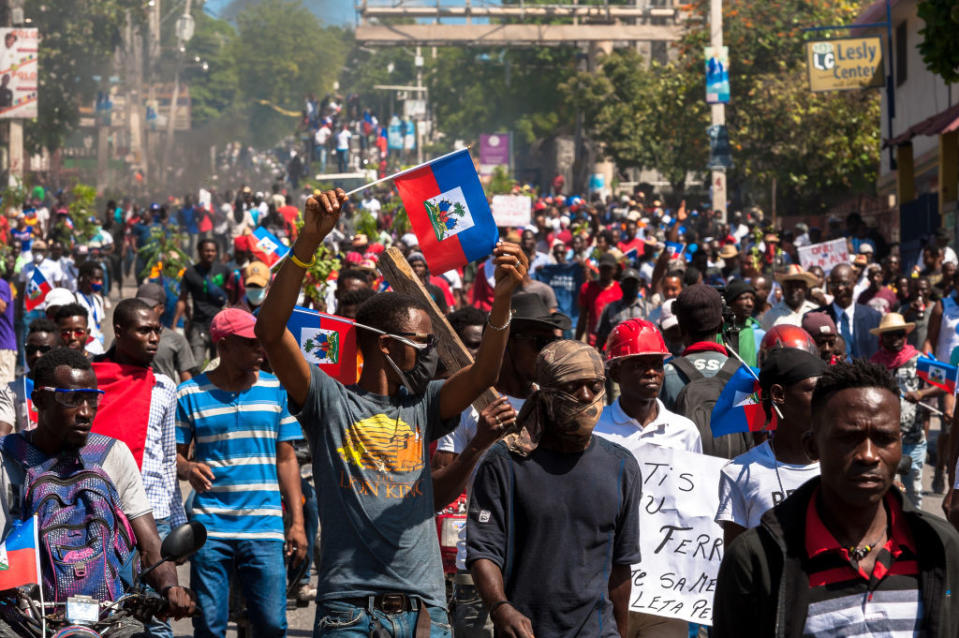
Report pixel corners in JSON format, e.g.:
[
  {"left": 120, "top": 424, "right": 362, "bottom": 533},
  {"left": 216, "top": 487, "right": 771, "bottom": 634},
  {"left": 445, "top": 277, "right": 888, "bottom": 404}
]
[{"left": 0, "top": 521, "right": 207, "bottom": 638}]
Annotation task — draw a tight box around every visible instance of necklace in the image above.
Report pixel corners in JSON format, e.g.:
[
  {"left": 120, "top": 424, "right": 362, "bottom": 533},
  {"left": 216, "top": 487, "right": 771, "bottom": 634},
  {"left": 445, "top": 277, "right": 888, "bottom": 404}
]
[
  {"left": 768, "top": 440, "right": 786, "bottom": 501},
  {"left": 847, "top": 541, "right": 881, "bottom": 562}
]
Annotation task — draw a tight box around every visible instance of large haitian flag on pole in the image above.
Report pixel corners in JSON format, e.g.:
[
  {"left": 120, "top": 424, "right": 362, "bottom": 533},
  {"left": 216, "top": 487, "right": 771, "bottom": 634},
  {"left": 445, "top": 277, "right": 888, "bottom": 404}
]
[
  {"left": 287, "top": 306, "right": 359, "bottom": 386},
  {"left": 395, "top": 148, "right": 499, "bottom": 274}
]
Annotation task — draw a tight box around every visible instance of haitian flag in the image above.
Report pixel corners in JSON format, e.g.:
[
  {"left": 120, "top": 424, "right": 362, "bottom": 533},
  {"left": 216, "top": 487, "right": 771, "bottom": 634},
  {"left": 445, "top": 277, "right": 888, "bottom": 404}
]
[
  {"left": 917, "top": 356, "right": 958, "bottom": 394},
  {"left": 395, "top": 148, "right": 498, "bottom": 274},
  {"left": 22, "top": 377, "right": 36, "bottom": 430},
  {"left": 24, "top": 266, "right": 51, "bottom": 312},
  {"left": 287, "top": 306, "right": 358, "bottom": 385},
  {"left": 251, "top": 227, "right": 291, "bottom": 268},
  {"left": 0, "top": 516, "right": 41, "bottom": 590},
  {"left": 710, "top": 365, "right": 775, "bottom": 436}
]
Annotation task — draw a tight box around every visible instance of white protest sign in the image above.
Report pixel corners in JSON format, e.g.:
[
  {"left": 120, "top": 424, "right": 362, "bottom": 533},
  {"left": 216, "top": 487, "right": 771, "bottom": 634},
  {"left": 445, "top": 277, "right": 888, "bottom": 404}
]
[
  {"left": 797, "top": 238, "right": 849, "bottom": 273},
  {"left": 491, "top": 195, "right": 532, "bottom": 228},
  {"left": 629, "top": 445, "right": 727, "bottom": 626}
]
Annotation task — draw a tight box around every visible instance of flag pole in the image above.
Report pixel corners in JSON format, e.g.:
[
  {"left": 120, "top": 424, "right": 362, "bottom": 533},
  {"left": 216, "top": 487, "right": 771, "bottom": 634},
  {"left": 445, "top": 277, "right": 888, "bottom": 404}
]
[{"left": 337, "top": 147, "right": 472, "bottom": 198}]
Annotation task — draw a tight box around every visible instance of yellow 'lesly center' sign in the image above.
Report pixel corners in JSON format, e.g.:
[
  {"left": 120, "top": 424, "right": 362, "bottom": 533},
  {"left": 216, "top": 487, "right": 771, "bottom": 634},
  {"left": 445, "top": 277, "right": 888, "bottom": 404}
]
[{"left": 806, "top": 37, "right": 884, "bottom": 92}]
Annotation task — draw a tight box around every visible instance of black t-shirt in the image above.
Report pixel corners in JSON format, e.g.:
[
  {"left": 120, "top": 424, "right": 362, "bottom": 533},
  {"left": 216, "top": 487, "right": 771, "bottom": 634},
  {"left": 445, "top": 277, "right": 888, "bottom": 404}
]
[
  {"left": 182, "top": 263, "right": 230, "bottom": 326},
  {"left": 467, "top": 436, "right": 642, "bottom": 637}
]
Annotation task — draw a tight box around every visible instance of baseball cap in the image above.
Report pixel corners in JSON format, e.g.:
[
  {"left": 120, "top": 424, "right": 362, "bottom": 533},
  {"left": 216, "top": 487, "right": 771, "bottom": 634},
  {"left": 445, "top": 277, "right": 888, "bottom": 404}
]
[
  {"left": 32, "top": 240, "right": 47, "bottom": 251},
  {"left": 43, "top": 288, "right": 77, "bottom": 311},
  {"left": 210, "top": 308, "right": 257, "bottom": 343},
  {"left": 659, "top": 298, "right": 678, "bottom": 330},
  {"left": 621, "top": 268, "right": 640, "bottom": 282},
  {"left": 244, "top": 261, "right": 270, "bottom": 287},
  {"left": 599, "top": 253, "right": 618, "bottom": 268},
  {"left": 136, "top": 282, "right": 167, "bottom": 307}
]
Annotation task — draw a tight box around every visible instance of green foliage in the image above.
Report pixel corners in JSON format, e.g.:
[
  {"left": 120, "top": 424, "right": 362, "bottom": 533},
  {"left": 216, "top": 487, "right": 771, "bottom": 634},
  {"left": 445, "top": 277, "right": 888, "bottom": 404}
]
[
  {"left": 917, "top": 0, "right": 959, "bottom": 83},
  {"left": 182, "top": 9, "right": 240, "bottom": 127},
  {"left": 138, "top": 227, "right": 192, "bottom": 280},
  {"left": 302, "top": 244, "right": 341, "bottom": 307},
  {"left": 428, "top": 47, "right": 577, "bottom": 144},
  {"left": 677, "top": 0, "right": 880, "bottom": 212},
  {"left": 488, "top": 165, "right": 517, "bottom": 195},
  {"left": 230, "top": 0, "right": 347, "bottom": 146},
  {"left": 564, "top": 51, "right": 709, "bottom": 195},
  {"left": 0, "top": 179, "right": 27, "bottom": 213},
  {"left": 67, "top": 184, "right": 99, "bottom": 243},
  {"left": 23, "top": 0, "right": 142, "bottom": 153}
]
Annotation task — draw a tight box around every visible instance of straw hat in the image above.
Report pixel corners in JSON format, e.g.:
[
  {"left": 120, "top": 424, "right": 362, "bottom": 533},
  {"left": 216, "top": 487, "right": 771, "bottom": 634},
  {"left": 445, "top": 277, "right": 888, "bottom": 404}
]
[
  {"left": 869, "top": 312, "right": 916, "bottom": 336},
  {"left": 718, "top": 244, "right": 739, "bottom": 260},
  {"left": 774, "top": 264, "right": 818, "bottom": 287}
]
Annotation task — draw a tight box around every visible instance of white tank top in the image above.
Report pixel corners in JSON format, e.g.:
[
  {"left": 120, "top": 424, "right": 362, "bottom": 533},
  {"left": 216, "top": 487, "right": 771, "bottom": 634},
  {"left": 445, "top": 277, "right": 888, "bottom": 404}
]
[{"left": 936, "top": 295, "right": 959, "bottom": 361}]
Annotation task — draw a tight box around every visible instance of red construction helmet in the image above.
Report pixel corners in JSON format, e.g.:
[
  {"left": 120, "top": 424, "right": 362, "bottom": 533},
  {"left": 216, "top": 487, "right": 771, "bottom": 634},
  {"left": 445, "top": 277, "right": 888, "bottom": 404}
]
[
  {"left": 758, "top": 324, "right": 819, "bottom": 366},
  {"left": 606, "top": 318, "right": 670, "bottom": 364}
]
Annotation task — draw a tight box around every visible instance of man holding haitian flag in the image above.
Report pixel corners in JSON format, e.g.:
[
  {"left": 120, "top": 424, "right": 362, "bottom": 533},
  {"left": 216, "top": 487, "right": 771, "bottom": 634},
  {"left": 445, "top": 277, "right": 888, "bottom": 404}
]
[{"left": 257, "top": 185, "right": 526, "bottom": 638}]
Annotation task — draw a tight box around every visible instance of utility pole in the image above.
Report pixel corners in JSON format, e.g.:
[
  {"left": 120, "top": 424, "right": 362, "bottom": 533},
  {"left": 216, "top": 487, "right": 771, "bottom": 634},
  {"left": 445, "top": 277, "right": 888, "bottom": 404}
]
[
  {"left": 709, "top": 0, "right": 726, "bottom": 221},
  {"left": 162, "top": 0, "right": 193, "bottom": 185},
  {"left": 5, "top": 0, "right": 23, "bottom": 189}
]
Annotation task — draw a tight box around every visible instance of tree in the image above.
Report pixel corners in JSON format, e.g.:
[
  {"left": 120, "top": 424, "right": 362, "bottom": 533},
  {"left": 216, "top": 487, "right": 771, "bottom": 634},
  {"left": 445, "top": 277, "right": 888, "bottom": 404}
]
[
  {"left": 182, "top": 10, "right": 240, "bottom": 127},
  {"left": 23, "top": 0, "right": 142, "bottom": 153},
  {"left": 917, "top": 0, "right": 959, "bottom": 83},
  {"left": 229, "top": 0, "right": 347, "bottom": 146},
  {"left": 564, "top": 51, "right": 709, "bottom": 196},
  {"left": 677, "top": 0, "right": 880, "bottom": 213}
]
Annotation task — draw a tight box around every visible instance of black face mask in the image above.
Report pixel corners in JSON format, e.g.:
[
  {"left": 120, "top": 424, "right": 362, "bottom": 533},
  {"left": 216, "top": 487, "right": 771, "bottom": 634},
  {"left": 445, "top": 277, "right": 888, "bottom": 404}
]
[{"left": 385, "top": 341, "right": 439, "bottom": 395}]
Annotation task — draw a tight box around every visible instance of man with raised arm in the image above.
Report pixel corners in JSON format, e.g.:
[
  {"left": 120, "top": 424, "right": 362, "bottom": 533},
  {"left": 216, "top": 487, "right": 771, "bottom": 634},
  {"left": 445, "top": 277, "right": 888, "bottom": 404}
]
[{"left": 255, "top": 188, "right": 527, "bottom": 637}]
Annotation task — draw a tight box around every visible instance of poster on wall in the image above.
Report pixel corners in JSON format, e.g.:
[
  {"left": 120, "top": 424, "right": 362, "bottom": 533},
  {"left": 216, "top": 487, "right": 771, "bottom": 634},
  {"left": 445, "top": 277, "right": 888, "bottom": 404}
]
[{"left": 0, "top": 28, "right": 38, "bottom": 119}]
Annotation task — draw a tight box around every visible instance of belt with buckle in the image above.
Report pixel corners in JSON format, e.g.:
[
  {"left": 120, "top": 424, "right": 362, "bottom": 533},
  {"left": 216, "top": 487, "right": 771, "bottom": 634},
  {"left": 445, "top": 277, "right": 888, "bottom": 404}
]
[{"left": 343, "top": 594, "right": 418, "bottom": 614}]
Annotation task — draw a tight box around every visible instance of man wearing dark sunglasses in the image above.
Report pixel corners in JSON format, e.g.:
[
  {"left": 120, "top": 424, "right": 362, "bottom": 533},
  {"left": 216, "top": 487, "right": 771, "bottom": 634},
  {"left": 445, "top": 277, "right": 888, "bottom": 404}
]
[
  {"left": 10, "top": 318, "right": 58, "bottom": 432},
  {"left": 257, "top": 188, "right": 527, "bottom": 638}
]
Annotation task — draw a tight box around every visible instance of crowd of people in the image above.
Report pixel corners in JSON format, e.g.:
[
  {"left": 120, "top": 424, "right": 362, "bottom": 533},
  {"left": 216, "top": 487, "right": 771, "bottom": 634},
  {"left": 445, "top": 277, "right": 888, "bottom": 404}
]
[{"left": 0, "top": 176, "right": 957, "bottom": 638}]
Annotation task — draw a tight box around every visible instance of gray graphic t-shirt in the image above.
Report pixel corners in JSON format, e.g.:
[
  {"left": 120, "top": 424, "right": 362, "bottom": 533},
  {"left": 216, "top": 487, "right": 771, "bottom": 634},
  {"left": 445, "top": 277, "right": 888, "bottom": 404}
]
[{"left": 292, "top": 366, "right": 457, "bottom": 606}]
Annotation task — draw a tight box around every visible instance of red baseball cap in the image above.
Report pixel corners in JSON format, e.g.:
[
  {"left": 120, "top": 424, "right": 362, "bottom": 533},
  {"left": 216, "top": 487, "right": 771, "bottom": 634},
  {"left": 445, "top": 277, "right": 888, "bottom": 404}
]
[{"left": 210, "top": 308, "right": 257, "bottom": 343}]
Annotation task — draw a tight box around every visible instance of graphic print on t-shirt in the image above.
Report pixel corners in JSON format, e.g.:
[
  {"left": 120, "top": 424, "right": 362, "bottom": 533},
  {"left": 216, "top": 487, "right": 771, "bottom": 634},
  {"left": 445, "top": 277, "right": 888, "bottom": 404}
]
[{"left": 337, "top": 413, "right": 423, "bottom": 476}]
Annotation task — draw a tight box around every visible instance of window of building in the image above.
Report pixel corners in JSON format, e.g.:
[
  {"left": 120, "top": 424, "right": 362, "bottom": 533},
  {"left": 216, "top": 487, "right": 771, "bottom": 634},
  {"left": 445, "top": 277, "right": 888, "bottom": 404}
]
[{"left": 896, "top": 21, "right": 907, "bottom": 87}]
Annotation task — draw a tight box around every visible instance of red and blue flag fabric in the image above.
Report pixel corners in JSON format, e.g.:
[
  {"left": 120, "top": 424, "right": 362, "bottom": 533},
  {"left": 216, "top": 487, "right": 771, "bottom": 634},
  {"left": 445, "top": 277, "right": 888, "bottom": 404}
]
[
  {"left": 24, "top": 267, "right": 51, "bottom": 312},
  {"left": 917, "top": 356, "right": 958, "bottom": 394},
  {"left": 251, "top": 227, "right": 290, "bottom": 268},
  {"left": 395, "top": 148, "right": 498, "bottom": 274},
  {"left": 287, "top": 306, "right": 359, "bottom": 385},
  {"left": 0, "top": 515, "right": 41, "bottom": 590},
  {"left": 710, "top": 365, "right": 776, "bottom": 436}
]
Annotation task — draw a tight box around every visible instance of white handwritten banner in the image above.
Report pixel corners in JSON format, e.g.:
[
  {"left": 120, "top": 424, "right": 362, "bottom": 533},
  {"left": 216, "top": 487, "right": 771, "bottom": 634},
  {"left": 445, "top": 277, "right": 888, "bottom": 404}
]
[
  {"left": 491, "top": 195, "right": 532, "bottom": 228},
  {"left": 797, "top": 238, "right": 849, "bottom": 273},
  {"left": 629, "top": 445, "right": 727, "bottom": 626}
]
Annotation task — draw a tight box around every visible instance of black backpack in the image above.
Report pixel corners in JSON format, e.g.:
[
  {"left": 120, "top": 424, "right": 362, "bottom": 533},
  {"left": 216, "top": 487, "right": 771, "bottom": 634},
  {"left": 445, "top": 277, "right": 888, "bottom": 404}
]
[{"left": 671, "top": 357, "right": 754, "bottom": 460}]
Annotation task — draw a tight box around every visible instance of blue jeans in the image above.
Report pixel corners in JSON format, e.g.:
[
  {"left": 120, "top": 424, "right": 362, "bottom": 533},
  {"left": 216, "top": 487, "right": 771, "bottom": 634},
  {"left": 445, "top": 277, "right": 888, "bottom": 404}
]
[
  {"left": 143, "top": 518, "right": 173, "bottom": 638},
  {"left": 902, "top": 439, "right": 927, "bottom": 508},
  {"left": 314, "top": 599, "right": 451, "bottom": 637},
  {"left": 191, "top": 537, "right": 287, "bottom": 638}
]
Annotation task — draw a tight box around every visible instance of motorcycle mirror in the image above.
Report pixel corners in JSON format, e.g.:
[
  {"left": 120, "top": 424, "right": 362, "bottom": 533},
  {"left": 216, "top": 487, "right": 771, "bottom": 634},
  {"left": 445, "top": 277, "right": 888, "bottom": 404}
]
[{"left": 160, "top": 521, "right": 207, "bottom": 563}]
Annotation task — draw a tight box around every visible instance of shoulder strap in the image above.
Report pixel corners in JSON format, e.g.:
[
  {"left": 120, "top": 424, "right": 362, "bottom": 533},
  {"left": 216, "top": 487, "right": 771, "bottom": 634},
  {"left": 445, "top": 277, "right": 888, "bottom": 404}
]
[
  {"left": 79, "top": 433, "right": 118, "bottom": 467},
  {"left": 715, "top": 357, "right": 743, "bottom": 383},
  {"left": 670, "top": 356, "right": 703, "bottom": 382}
]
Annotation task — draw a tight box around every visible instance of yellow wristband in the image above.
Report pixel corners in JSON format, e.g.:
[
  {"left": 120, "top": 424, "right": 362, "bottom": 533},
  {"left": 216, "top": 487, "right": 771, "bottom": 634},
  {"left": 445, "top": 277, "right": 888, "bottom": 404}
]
[{"left": 289, "top": 251, "right": 316, "bottom": 269}]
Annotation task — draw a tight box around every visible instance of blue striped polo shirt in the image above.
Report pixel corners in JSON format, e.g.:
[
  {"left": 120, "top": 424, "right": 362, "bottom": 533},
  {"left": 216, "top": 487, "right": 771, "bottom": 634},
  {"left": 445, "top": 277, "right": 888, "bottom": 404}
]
[{"left": 176, "top": 371, "right": 303, "bottom": 541}]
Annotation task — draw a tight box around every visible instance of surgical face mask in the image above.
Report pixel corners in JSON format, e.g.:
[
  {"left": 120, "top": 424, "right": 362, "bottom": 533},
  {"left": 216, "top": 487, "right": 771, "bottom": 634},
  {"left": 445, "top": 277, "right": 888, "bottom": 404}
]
[
  {"left": 32, "top": 253, "right": 44, "bottom": 264},
  {"left": 544, "top": 387, "right": 606, "bottom": 434},
  {"left": 384, "top": 336, "right": 439, "bottom": 395},
  {"left": 90, "top": 282, "right": 103, "bottom": 292},
  {"left": 246, "top": 287, "right": 267, "bottom": 306}
]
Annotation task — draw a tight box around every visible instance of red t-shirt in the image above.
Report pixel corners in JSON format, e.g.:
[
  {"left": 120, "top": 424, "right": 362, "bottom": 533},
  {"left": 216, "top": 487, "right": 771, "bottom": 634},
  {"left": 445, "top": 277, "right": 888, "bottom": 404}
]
[
  {"left": 617, "top": 237, "right": 645, "bottom": 256},
  {"left": 578, "top": 281, "right": 622, "bottom": 345}
]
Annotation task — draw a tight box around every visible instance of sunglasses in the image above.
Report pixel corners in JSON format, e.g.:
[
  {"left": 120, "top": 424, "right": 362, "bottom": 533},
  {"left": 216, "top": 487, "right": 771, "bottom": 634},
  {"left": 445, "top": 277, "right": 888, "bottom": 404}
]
[
  {"left": 60, "top": 328, "right": 86, "bottom": 339},
  {"left": 25, "top": 344, "right": 52, "bottom": 356},
  {"left": 36, "top": 387, "right": 104, "bottom": 408},
  {"left": 390, "top": 332, "right": 438, "bottom": 353}
]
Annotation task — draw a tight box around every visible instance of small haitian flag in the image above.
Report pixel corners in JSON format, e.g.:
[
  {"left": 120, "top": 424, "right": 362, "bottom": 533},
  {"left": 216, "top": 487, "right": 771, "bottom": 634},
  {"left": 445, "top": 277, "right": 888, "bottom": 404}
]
[
  {"left": 710, "top": 365, "right": 776, "bottom": 436},
  {"left": 395, "top": 148, "right": 498, "bottom": 274},
  {"left": 0, "top": 515, "right": 42, "bottom": 591},
  {"left": 252, "top": 227, "right": 291, "bottom": 268},
  {"left": 24, "top": 266, "right": 51, "bottom": 312},
  {"left": 287, "top": 306, "right": 358, "bottom": 385},
  {"left": 917, "top": 356, "right": 958, "bottom": 394}
]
